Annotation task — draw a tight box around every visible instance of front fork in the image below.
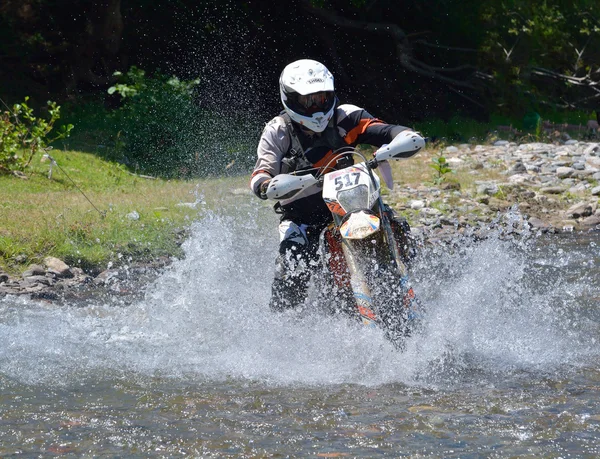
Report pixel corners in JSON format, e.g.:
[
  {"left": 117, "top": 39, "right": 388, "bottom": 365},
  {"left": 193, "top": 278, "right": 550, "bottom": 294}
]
[
  {"left": 340, "top": 237, "right": 378, "bottom": 326},
  {"left": 339, "top": 212, "right": 419, "bottom": 328}
]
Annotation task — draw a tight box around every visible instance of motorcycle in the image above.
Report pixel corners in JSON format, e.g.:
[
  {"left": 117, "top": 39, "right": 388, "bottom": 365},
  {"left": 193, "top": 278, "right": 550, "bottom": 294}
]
[{"left": 266, "top": 131, "right": 425, "bottom": 348}]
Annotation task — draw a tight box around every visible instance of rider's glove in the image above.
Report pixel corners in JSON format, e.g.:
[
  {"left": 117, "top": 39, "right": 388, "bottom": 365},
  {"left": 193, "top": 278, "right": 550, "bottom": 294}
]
[{"left": 259, "top": 179, "right": 270, "bottom": 200}]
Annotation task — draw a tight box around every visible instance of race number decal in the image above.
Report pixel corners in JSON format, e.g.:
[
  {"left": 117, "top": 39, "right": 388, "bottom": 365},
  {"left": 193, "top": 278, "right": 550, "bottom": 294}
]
[{"left": 334, "top": 172, "right": 361, "bottom": 190}]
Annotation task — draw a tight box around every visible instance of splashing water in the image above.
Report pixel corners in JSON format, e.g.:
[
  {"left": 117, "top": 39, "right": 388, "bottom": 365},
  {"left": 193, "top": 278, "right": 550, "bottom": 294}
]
[{"left": 0, "top": 199, "right": 598, "bottom": 389}]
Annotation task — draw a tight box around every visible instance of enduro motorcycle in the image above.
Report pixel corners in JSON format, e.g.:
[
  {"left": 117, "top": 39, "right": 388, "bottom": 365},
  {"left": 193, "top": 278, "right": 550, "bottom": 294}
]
[{"left": 266, "top": 131, "right": 425, "bottom": 347}]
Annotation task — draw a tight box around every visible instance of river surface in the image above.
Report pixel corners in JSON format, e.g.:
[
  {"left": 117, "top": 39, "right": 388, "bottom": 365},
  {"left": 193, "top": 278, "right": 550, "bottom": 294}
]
[{"left": 1, "top": 190, "right": 599, "bottom": 457}]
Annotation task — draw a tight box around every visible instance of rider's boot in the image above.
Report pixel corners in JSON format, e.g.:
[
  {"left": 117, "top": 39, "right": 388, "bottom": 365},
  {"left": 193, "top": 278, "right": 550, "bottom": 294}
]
[{"left": 269, "top": 252, "right": 311, "bottom": 311}]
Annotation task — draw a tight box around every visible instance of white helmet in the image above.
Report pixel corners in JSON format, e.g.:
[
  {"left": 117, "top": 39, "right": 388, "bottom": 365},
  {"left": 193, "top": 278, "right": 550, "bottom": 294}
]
[{"left": 279, "top": 59, "right": 336, "bottom": 133}]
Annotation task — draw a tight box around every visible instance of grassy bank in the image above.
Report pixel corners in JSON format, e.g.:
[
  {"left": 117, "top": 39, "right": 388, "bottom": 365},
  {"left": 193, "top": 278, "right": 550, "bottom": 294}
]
[{"left": 0, "top": 148, "right": 223, "bottom": 275}]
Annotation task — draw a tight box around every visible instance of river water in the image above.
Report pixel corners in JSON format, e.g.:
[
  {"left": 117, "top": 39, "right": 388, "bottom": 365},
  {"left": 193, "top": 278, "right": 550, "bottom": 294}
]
[{"left": 1, "top": 189, "right": 599, "bottom": 457}]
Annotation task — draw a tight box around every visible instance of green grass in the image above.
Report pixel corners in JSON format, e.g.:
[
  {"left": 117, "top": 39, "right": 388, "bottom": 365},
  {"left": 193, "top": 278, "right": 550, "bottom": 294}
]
[{"left": 0, "top": 147, "right": 227, "bottom": 275}]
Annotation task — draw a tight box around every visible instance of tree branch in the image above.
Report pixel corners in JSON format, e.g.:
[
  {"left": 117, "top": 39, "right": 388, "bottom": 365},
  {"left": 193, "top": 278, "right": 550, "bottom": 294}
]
[
  {"left": 299, "top": 0, "right": 480, "bottom": 92},
  {"left": 531, "top": 67, "right": 598, "bottom": 86}
]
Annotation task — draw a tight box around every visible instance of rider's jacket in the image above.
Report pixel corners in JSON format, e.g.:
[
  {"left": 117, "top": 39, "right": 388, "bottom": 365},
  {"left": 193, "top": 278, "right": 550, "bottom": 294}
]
[{"left": 251, "top": 103, "right": 410, "bottom": 225}]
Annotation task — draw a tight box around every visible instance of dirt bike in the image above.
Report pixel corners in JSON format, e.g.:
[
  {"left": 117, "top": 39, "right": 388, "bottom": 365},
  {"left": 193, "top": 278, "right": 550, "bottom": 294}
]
[{"left": 266, "top": 131, "right": 425, "bottom": 348}]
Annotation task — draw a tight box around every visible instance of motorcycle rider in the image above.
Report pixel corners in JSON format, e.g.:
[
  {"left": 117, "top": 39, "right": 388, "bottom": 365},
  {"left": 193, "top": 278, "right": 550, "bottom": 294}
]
[{"left": 251, "top": 59, "right": 419, "bottom": 311}]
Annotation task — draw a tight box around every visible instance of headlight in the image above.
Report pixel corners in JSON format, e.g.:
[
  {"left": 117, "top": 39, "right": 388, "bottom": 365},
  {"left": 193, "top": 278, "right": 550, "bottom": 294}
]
[
  {"left": 340, "top": 211, "right": 380, "bottom": 239},
  {"left": 337, "top": 184, "right": 369, "bottom": 213}
]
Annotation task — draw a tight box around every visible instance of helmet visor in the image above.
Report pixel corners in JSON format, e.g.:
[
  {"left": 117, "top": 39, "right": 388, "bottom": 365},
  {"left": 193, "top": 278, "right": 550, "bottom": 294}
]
[{"left": 287, "top": 91, "right": 335, "bottom": 116}]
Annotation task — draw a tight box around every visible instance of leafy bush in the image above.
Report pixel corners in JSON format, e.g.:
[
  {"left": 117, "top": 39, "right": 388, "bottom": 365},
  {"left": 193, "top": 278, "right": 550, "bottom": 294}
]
[
  {"left": 0, "top": 97, "right": 73, "bottom": 172},
  {"left": 108, "top": 67, "right": 258, "bottom": 178}
]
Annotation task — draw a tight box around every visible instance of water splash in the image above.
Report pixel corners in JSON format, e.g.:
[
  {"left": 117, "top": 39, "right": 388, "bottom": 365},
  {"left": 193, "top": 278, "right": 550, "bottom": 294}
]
[{"left": 0, "top": 202, "right": 597, "bottom": 388}]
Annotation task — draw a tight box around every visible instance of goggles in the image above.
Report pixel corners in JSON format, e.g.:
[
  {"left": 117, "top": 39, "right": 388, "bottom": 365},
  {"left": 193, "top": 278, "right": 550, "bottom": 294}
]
[{"left": 294, "top": 91, "right": 335, "bottom": 115}]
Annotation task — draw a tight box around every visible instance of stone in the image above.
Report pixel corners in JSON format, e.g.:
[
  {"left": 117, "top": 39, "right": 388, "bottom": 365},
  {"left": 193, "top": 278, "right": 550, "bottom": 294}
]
[
  {"left": 569, "top": 183, "right": 589, "bottom": 193},
  {"left": 488, "top": 197, "right": 511, "bottom": 211},
  {"left": 420, "top": 207, "right": 442, "bottom": 217},
  {"left": 21, "top": 275, "right": 52, "bottom": 286},
  {"left": 410, "top": 200, "right": 426, "bottom": 210},
  {"left": 508, "top": 160, "right": 527, "bottom": 175},
  {"left": 44, "top": 257, "right": 72, "bottom": 278},
  {"left": 564, "top": 202, "right": 593, "bottom": 219},
  {"left": 508, "top": 174, "right": 532, "bottom": 184},
  {"left": 591, "top": 186, "right": 600, "bottom": 196},
  {"left": 22, "top": 264, "right": 45, "bottom": 277},
  {"left": 126, "top": 210, "right": 140, "bottom": 220},
  {"left": 583, "top": 143, "right": 599, "bottom": 156},
  {"left": 442, "top": 181, "right": 461, "bottom": 191},
  {"left": 573, "top": 170, "right": 594, "bottom": 179},
  {"left": 556, "top": 167, "right": 574, "bottom": 178},
  {"left": 447, "top": 157, "right": 464, "bottom": 166},
  {"left": 476, "top": 183, "right": 499, "bottom": 195},
  {"left": 581, "top": 214, "right": 600, "bottom": 228}
]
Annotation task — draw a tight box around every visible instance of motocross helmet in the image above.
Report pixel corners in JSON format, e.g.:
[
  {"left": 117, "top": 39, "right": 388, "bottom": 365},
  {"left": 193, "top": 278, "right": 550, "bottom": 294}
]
[{"left": 279, "top": 59, "right": 336, "bottom": 133}]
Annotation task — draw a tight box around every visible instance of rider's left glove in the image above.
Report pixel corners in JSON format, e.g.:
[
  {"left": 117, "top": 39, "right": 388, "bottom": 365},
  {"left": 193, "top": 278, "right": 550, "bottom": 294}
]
[{"left": 259, "top": 179, "right": 271, "bottom": 200}]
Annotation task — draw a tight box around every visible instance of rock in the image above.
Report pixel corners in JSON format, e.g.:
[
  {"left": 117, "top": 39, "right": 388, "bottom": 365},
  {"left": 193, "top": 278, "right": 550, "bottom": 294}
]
[
  {"left": 176, "top": 202, "right": 199, "bottom": 208},
  {"left": 94, "top": 269, "right": 119, "bottom": 285},
  {"left": 581, "top": 214, "right": 600, "bottom": 228},
  {"left": 573, "top": 170, "right": 594, "bottom": 179},
  {"left": 488, "top": 197, "right": 511, "bottom": 211},
  {"left": 477, "top": 183, "right": 499, "bottom": 195},
  {"left": 22, "top": 264, "right": 45, "bottom": 277},
  {"left": 442, "top": 181, "right": 461, "bottom": 191},
  {"left": 444, "top": 146, "right": 459, "bottom": 153},
  {"left": 508, "top": 160, "right": 527, "bottom": 175},
  {"left": 561, "top": 221, "right": 577, "bottom": 232},
  {"left": 410, "top": 200, "right": 426, "bottom": 210},
  {"left": 44, "top": 257, "right": 72, "bottom": 278},
  {"left": 420, "top": 207, "right": 443, "bottom": 217},
  {"left": 518, "top": 202, "right": 531, "bottom": 211},
  {"left": 556, "top": 167, "right": 574, "bottom": 178},
  {"left": 528, "top": 217, "right": 551, "bottom": 230},
  {"left": 565, "top": 202, "right": 593, "bottom": 219},
  {"left": 494, "top": 140, "right": 509, "bottom": 147},
  {"left": 22, "top": 275, "right": 52, "bottom": 287},
  {"left": 126, "top": 210, "right": 140, "bottom": 220},
  {"left": 583, "top": 144, "right": 599, "bottom": 156},
  {"left": 508, "top": 174, "right": 532, "bottom": 184},
  {"left": 591, "top": 186, "right": 600, "bottom": 196}
]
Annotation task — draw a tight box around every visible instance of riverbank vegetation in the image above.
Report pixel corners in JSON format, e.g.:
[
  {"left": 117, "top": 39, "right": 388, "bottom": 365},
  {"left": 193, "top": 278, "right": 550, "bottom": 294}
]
[{"left": 0, "top": 148, "right": 206, "bottom": 275}]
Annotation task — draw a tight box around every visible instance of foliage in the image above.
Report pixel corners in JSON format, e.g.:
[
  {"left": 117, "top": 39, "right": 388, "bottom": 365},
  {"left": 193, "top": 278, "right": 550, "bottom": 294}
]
[
  {"left": 430, "top": 153, "right": 455, "bottom": 185},
  {"left": 107, "top": 67, "right": 258, "bottom": 178},
  {"left": 0, "top": 97, "right": 73, "bottom": 172},
  {"left": 107, "top": 67, "right": 201, "bottom": 177},
  {"left": 479, "top": 0, "right": 600, "bottom": 114}
]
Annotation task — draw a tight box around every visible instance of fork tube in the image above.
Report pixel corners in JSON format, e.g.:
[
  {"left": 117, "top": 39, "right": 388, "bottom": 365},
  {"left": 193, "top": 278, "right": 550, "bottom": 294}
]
[{"left": 340, "top": 238, "right": 377, "bottom": 327}]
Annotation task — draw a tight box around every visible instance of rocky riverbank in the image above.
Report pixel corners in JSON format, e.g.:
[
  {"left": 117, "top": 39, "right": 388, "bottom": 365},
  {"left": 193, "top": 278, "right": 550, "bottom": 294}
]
[
  {"left": 389, "top": 140, "right": 600, "bottom": 244},
  {"left": 1, "top": 140, "right": 598, "bottom": 302}
]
